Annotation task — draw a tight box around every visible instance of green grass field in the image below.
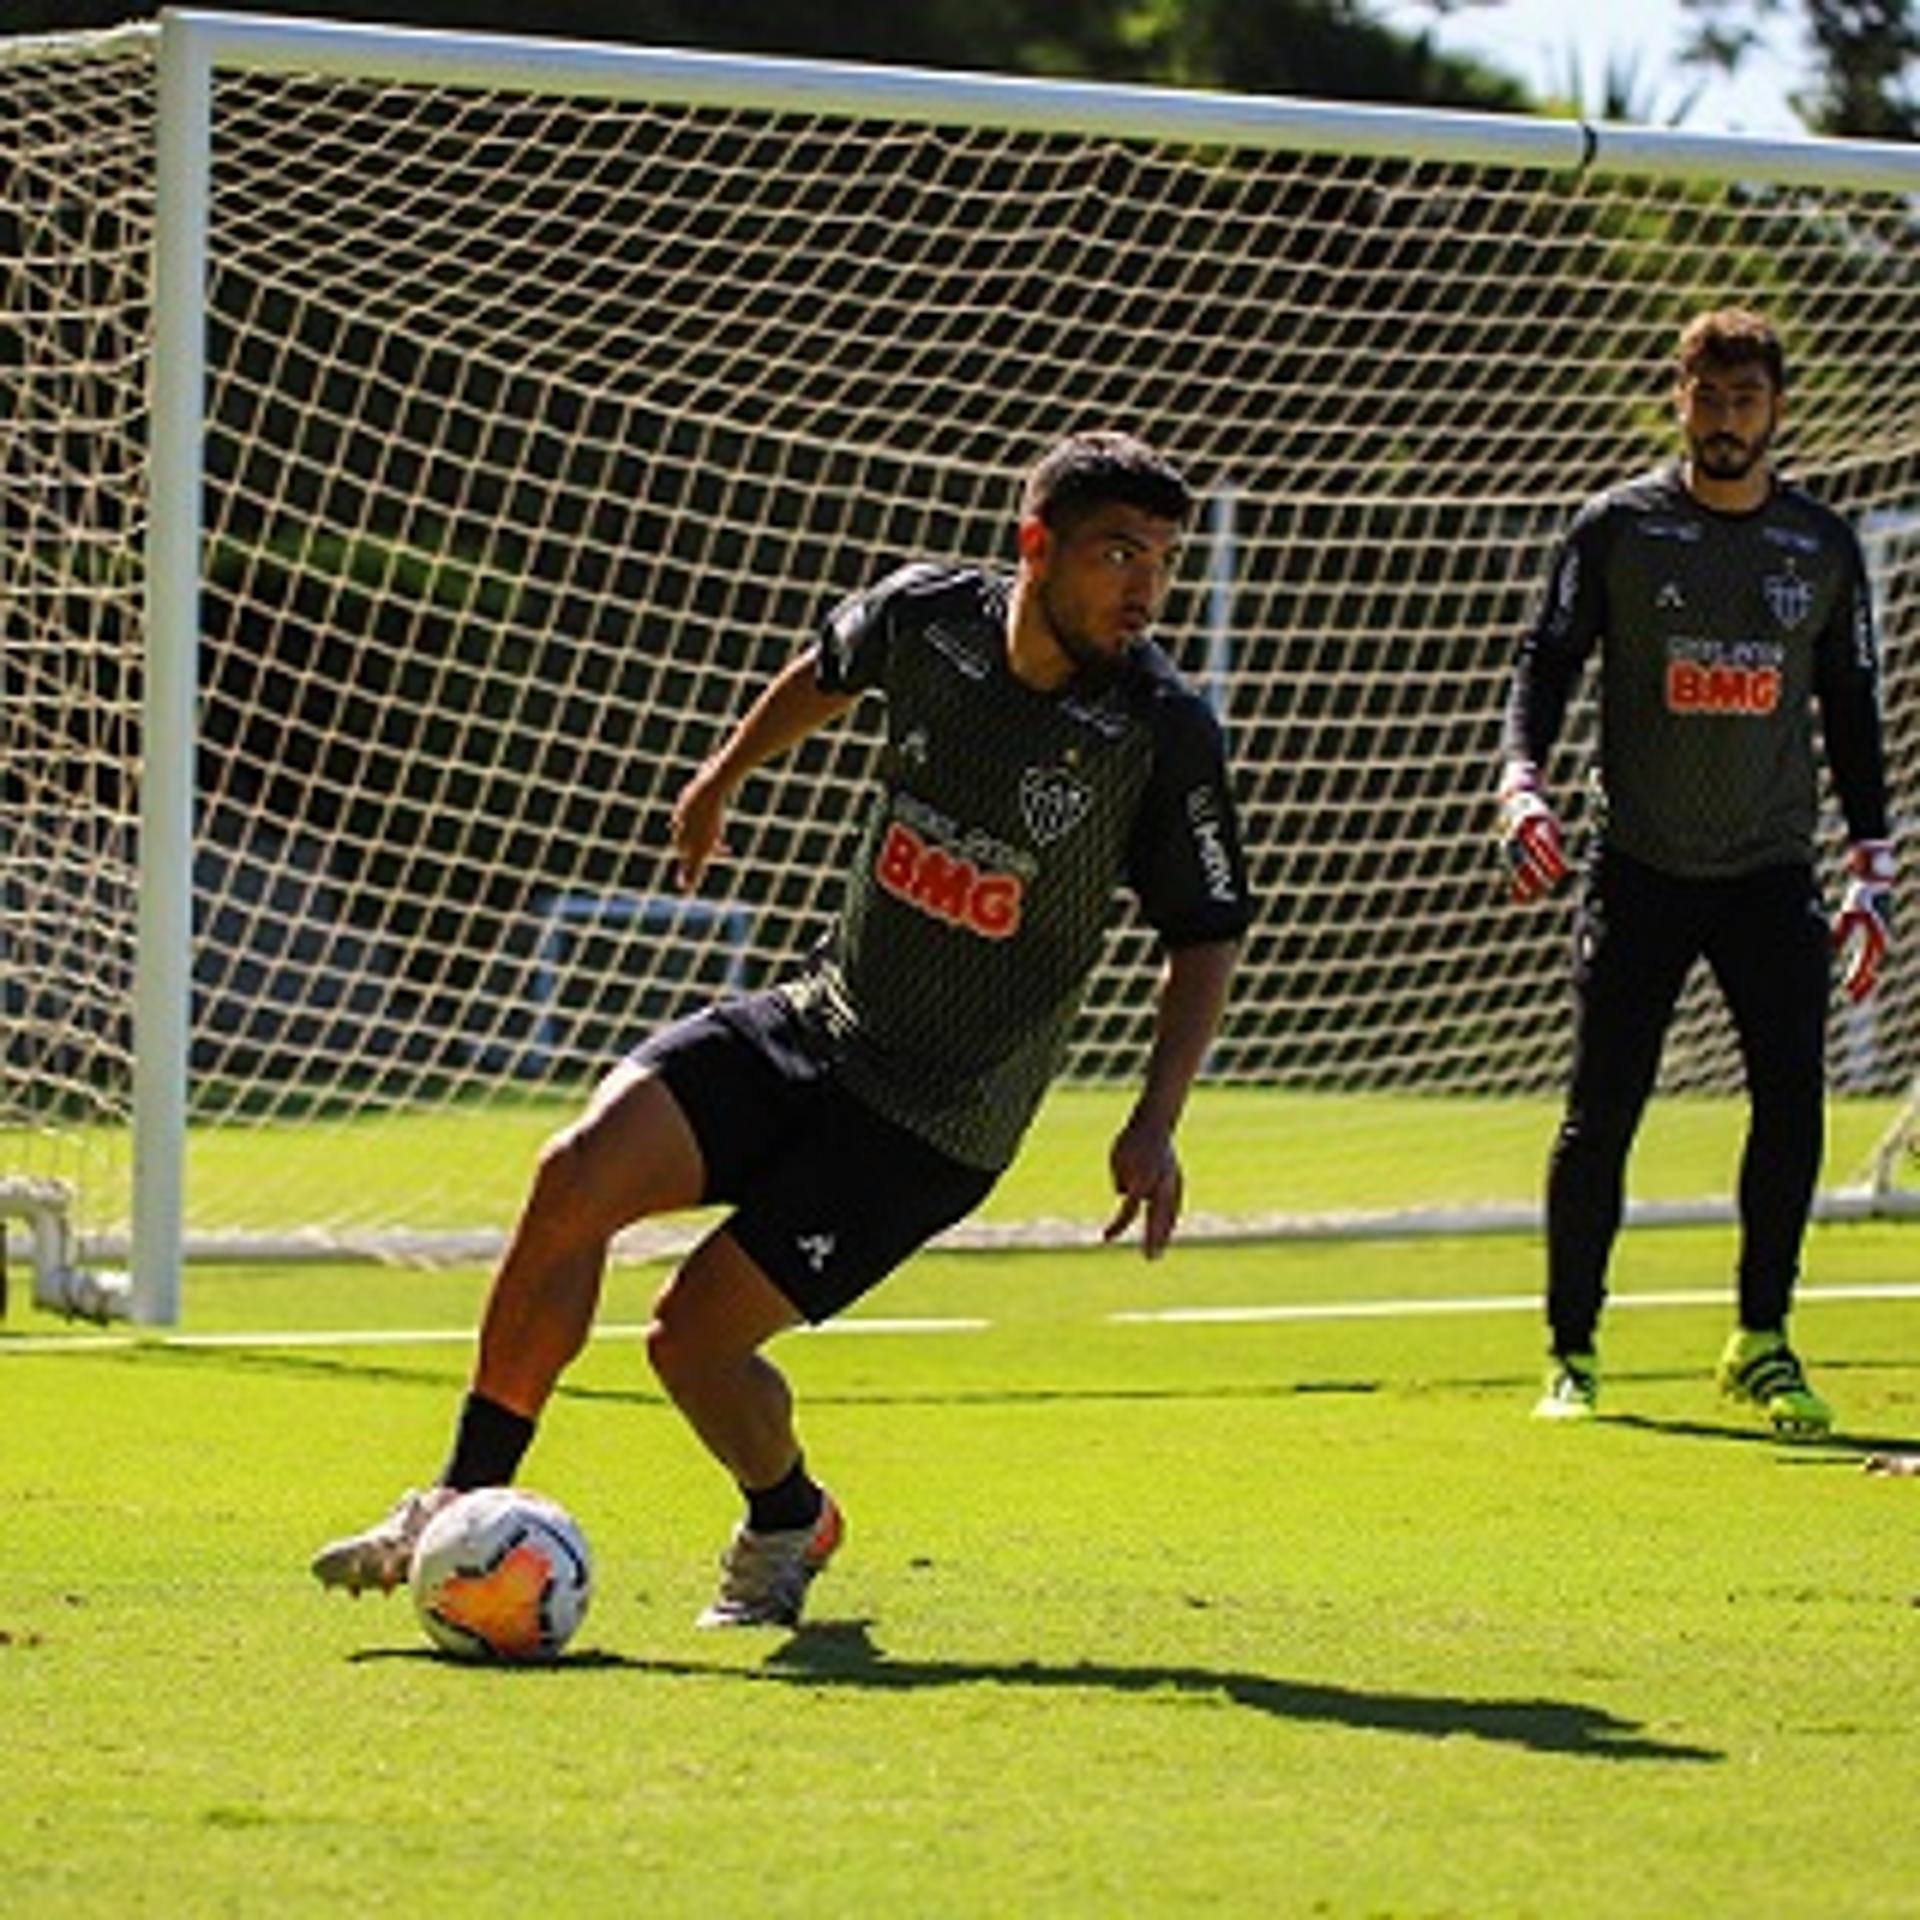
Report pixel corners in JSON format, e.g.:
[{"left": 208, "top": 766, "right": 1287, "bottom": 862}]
[
  {"left": 12, "top": 1082, "right": 1912, "bottom": 1247},
  {"left": 3, "top": 1212, "right": 1918, "bottom": 1917}
]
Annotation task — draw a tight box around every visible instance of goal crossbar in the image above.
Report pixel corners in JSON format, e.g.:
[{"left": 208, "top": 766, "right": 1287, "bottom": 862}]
[{"left": 158, "top": 9, "right": 1920, "bottom": 190}]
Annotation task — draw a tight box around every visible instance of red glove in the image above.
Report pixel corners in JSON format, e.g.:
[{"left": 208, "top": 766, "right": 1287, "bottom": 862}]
[
  {"left": 1499, "top": 761, "right": 1567, "bottom": 904},
  {"left": 1833, "top": 838, "right": 1894, "bottom": 1003}
]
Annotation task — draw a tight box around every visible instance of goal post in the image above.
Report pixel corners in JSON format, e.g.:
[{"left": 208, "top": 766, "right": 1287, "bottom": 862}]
[{"left": 5, "top": 10, "right": 1919, "bottom": 1322}]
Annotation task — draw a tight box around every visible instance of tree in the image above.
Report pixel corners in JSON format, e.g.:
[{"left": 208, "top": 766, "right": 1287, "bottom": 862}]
[
  {"left": 1163, "top": 0, "right": 1527, "bottom": 108},
  {"left": 1679, "top": 0, "right": 1919, "bottom": 135},
  {"left": 9, "top": 0, "right": 1527, "bottom": 110}
]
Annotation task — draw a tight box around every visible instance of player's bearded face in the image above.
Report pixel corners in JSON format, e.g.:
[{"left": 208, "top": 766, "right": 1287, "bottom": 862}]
[
  {"left": 1032, "top": 506, "right": 1182, "bottom": 685},
  {"left": 1680, "top": 368, "right": 1781, "bottom": 481}
]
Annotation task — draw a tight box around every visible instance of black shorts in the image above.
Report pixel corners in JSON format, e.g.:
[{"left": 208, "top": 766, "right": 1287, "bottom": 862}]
[{"left": 628, "top": 991, "right": 998, "bottom": 1322}]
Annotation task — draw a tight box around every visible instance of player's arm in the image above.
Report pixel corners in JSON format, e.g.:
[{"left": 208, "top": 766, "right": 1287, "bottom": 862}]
[
  {"left": 1104, "top": 937, "right": 1239, "bottom": 1261},
  {"left": 1499, "top": 509, "right": 1606, "bottom": 902},
  {"left": 1817, "top": 540, "right": 1894, "bottom": 1000},
  {"left": 671, "top": 647, "right": 855, "bottom": 891},
  {"left": 1112, "top": 687, "right": 1253, "bottom": 1259}
]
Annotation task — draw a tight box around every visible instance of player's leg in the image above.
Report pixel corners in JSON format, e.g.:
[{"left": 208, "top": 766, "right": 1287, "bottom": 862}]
[
  {"left": 1707, "top": 863, "right": 1833, "bottom": 1435},
  {"left": 1537, "top": 850, "right": 1697, "bottom": 1415},
  {"left": 311, "top": 998, "right": 794, "bottom": 1595},
  {"left": 308, "top": 1062, "right": 709, "bottom": 1593},
  {"left": 660, "top": 1084, "right": 996, "bottom": 1627},
  {"left": 647, "top": 1229, "right": 808, "bottom": 1494},
  {"left": 646, "top": 1228, "right": 840, "bottom": 1629},
  {"left": 472, "top": 1061, "right": 707, "bottom": 1420}
]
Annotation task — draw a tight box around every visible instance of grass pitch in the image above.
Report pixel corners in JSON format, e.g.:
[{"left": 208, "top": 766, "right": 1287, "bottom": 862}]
[{"left": 2, "top": 1223, "right": 1917, "bottom": 1917}]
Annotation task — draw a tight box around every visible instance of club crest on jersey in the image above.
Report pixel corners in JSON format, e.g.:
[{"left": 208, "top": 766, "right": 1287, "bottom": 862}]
[
  {"left": 1762, "top": 569, "right": 1814, "bottom": 630},
  {"left": 1019, "top": 765, "right": 1093, "bottom": 846},
  {"left": 876, "top": 819, "right": 1024, "bottom": 940}
]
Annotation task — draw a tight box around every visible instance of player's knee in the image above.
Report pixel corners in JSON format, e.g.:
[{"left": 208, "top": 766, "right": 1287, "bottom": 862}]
[
  {"left": 1555, "top": 1106, "right": 1638, "bottom": 1166},
  {"left": 645, "top": 1306, "right": 700, "bottom": 1394},
  {"left": 528, "top": 1124, "right": 578, "bottom": 1199},
  {"left": 522, "top": 1126, "right": 606, "bottom": 1247}
]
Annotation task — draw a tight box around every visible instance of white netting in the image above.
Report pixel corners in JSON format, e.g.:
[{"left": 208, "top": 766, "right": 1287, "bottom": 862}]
[
  {"left": 2, "top": 27, "right": 153, "bottom": 1255},
  {"left": 4, "top": 21, "right": 1919, "bottom": 1272}
]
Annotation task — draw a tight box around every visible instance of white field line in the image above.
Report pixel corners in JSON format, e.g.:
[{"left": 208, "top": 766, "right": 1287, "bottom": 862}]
[
  {"left": 0, "top": 1316, "right": 989, "bottom": 1356},
  {"left": 1108, "top": 1280, "right": 1920, "bottom": 1326},
  {"left": 4, "top": 1283, "right": 1918, "bottom": 1355}
]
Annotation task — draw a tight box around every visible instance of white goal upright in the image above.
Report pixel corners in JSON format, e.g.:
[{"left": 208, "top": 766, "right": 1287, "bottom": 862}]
[{"left": 4, "top": 10, "right": 1918, "bottom": 1321}]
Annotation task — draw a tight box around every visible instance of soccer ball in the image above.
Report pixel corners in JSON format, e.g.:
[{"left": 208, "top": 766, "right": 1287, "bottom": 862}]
[{"left": 408, "top": 1487, "right": 592, "bottom": 1663}]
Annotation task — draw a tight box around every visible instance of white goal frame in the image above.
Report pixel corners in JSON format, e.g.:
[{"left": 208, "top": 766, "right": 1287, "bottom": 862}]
[{"left": 9, "top": 10, "right": 1920, "bottom": 1321}]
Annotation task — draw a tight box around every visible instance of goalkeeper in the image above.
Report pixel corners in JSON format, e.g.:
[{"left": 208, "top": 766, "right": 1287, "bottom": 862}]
[
  {"left": 312, "top": 430, "right": 1251, "bottom": 1626},
  {"left": 1501, "top": 307, "right": 1891, "bottom": 1436}
]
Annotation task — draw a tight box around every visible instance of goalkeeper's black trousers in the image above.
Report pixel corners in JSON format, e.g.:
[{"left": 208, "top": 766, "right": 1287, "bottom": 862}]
[{"left": 1544, "top": 847, "right": 1831, "bottom": 1356}]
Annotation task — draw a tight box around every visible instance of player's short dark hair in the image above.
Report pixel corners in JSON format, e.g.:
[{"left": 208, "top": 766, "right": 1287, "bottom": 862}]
[
  {"left": 1677, "top": 307, "right": 1787, "bottom": 392},
  {"left": 1020, "top": 430, "right": 1192, "bottom": 532}
]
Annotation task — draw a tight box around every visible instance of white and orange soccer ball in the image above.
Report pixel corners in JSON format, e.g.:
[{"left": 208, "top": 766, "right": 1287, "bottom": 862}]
[{"left": 408, "top": 1487, "right": 591, "bottom": 1662}]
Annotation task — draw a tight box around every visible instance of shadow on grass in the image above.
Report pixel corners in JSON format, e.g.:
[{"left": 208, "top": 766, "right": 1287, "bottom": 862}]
[
  {"left": 764, "top": 1623, "right": 1722, "bottom": 1761},
  {"left": 51, "top": 1339, "right": 1395, "bottom": 1411},
  {"left": 355, "top": 1621, "right": 1720, "bottom": 1763},
  {"left": 1598, "top": 1411, "right": 1920, "bottom": 1458}
]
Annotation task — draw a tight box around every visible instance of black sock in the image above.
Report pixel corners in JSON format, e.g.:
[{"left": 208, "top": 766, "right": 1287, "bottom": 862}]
[
  {"left": 744, "top": 1456, "right": 823, "bottom": 1534},
  {"left": 441, "top": 1391, "right": 536, "bottom": 1491}
]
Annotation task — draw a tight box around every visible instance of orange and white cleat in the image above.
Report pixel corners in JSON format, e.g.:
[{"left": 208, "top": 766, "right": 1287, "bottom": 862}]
[{"left": 697, "top": 1493, "right": 844, "bottom": 1629}]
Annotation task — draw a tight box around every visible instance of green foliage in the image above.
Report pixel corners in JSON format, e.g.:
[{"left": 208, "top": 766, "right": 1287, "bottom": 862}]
[
  {"left": 1680, "top": 0, "right": 1920, "bottom": 134},
  {"left": 11, "top": 0, "right": 1533, "bottom": 110},
  {"left": 207, "top": 523, "right": 523, "bottom": 623},
  {"left": 1795, "top": 0, "right": 1920, "bottom": 135}
]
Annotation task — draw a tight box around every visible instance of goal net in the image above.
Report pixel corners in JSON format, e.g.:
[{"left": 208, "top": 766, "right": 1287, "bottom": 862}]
[{"left": 6, "top": 13, "right": 1919, "bottom": 1317}]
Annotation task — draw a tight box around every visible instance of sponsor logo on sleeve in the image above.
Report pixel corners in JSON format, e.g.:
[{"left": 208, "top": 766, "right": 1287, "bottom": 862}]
[
  {"left": 1854, "top": 600, "right": 1879, "bottom": 674},
  {"left": 1547, "top": 549, "right": 1581, "bottom": 640},
  {"left": 1187, "top": 788, "right": 1239, "bottom": 905}
]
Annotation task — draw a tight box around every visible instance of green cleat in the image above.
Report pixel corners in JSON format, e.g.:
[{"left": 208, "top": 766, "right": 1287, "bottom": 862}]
[
  {"left": 1717, "top": 1330, "right": 1833, "bottom": 1438},
  {"left": 1532, "top": 1351, "right": 1599, "bottom": 1421}
]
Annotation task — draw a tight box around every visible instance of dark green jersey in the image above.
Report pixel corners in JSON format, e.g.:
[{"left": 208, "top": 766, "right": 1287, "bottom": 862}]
[
  {"left": 1504, "top": 465, "right": 1888, "bottom": 878},
  {"left": 782, "top": 562, "right": 1252, "bottom": 1170}
]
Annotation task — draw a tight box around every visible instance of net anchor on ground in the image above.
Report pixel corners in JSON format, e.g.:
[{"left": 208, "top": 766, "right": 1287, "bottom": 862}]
[{"left": 0, "top": 1179, "right": 133, "bottom": 1324}]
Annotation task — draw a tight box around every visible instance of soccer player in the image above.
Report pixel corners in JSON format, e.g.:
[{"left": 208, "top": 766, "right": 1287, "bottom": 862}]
[
  {"left": 1501, "top": 307, "right": 1892, "bottom": 1436},
  {"left": 312, "top": 430, "right": 1252, "bottom": 1626}
]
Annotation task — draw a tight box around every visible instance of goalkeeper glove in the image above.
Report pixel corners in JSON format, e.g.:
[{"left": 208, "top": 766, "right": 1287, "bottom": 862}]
[
  {"left": 1499, "top": 761, "right": 1567, "bottom": 904},
  {"left": 1833, "top": 838, "right": 1895, "bottom": 1003}
]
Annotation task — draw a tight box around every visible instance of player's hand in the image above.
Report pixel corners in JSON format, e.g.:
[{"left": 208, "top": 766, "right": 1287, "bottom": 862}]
[
  {"left": 669, "top": 763, "right": 731, "bottom": 892},
  {"left": 1103, "top": 1116, "right": 1183, "bottom": 1260},
  {"left": 1498, "top": 760, "right": 1567, "bottom": 904},
  {"left": 1833, "top": 838, "right": 1895, "bottom": 1003}
]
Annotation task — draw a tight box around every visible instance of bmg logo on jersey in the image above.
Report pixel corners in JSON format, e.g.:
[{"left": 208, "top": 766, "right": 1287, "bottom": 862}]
[
  {"left": 876, "top": 819, "right": 1025, "bottom": 939},
  {"left": 1664, "top": 637, "right": 1785, "bottom": 716}
]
